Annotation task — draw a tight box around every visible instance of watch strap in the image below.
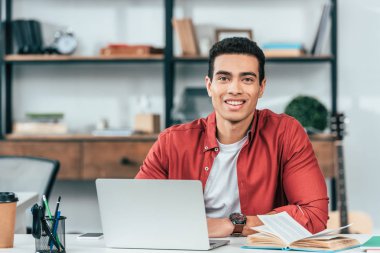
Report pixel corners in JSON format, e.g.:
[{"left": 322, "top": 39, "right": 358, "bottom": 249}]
[{"left": 231, "top": 224, "right": 244, "bottom": 237}]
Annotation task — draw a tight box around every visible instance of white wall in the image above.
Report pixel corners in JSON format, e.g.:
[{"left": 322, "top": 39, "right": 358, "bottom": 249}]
[{"left": 10, "top": 0, "right": 380, "bottom": 233}]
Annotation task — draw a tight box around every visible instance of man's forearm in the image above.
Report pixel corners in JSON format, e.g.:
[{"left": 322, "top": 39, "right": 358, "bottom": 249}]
[{"left": 243, "top": 211, "right": 276, "bottom": 236}]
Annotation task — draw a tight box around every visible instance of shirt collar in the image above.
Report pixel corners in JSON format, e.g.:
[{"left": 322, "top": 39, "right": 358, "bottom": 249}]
[{"left": 203, "top": 110, "right": 259, "bottom": 152}]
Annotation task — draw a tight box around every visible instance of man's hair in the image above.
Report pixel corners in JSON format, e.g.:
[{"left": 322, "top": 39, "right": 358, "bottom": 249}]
[{"left": 208, "top": 37, "right": 266, "bottom": 84}]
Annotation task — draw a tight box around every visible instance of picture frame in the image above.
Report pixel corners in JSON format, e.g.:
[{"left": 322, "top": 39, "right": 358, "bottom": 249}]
[{"left": 215, "top": 29, "right": 253, "bottom": 42}]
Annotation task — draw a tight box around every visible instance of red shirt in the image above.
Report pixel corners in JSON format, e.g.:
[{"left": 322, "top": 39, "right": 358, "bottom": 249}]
[{"left": 136, "top": 109, "right": 329, "bottom": 233}]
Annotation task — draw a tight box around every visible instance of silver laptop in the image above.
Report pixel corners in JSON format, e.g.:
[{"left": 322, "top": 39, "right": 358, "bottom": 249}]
[{"left": 96, "top": 179, "right": 230, "bottom": 250}]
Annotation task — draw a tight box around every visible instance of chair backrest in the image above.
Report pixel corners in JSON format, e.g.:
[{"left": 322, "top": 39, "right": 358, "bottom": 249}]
[{"left": 0, "top": 156, "right": 59, "bottom": 201}]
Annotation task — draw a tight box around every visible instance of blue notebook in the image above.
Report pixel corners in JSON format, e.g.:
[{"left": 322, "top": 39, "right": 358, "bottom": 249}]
[{"left": 242, "top": 212, "right": 360, "bottom": 252}]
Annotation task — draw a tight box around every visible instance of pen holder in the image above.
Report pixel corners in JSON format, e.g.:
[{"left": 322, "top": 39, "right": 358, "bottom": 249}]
[{"left": 35, "top": 216, "right": 66, "bottom": 253}]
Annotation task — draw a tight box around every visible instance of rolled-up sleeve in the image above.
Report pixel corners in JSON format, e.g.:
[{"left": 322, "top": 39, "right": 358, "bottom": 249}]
[{"left": 273, "top": 118, "right": 329, "bottom": 234}]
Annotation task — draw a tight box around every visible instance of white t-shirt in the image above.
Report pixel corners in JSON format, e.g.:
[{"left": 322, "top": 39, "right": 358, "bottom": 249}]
[{"left": 204, "top": 135, "right": 248, "bottom": 218}]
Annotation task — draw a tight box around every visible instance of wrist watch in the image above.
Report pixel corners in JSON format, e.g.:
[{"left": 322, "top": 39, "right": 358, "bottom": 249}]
[{"left": 229, "top": 212, "right": 247, "bottom": 236}]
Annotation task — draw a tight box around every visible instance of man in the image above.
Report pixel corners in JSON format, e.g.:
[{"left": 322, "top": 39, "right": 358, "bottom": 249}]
[{"left": 136, "top": 37, "right": 328, "bottom": 237}]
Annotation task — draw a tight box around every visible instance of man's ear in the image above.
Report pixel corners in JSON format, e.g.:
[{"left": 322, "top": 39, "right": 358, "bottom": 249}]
[
  {"left": 259, "top": 78, "right": 266, "bottom": 98},
  {"left": 205, "top": 76, "right": 212, "bottom": 97}
]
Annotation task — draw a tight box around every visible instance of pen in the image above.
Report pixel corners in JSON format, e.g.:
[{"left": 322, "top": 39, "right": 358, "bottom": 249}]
[
  {"left": 50, "top": 210, "right": 61, "bottom": 251},
  {"left": 41, "top": 218, "right": 61, "bottom": 252},
  {"left": 53, "top": 196, "right": 61, "bottom": 219},
  {"left": 49, "top": 196, "right": 62, "bottom": 247}
]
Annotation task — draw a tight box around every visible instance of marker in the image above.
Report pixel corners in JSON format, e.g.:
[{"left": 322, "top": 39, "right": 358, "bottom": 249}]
[{"left": 42, "top": 195, "right": 53, "bottom": 219}]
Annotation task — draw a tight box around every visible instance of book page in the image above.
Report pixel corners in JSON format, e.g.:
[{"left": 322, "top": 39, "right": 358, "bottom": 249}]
[
  {"left": 257, "top": 212, "right": 312, "bottom": 245},
  {"left": 305, "top": 224, "right": 352, "bottom": 239}
]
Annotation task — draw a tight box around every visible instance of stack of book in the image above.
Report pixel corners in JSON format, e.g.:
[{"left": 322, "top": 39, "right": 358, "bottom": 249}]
[
  {"left": 12, "top": 19, "right": 44, "bottom": 54},
  {"left": 172, "top": 18, "right": 199, "bottom": 56},
  {"left": 262, "top": 42, "right": 305, "bottom": 57},
  {"left": 100, "top": 44, "right": 164, "bottom": 57},
  {"left": 13, "top": 113, "right": 68, "bottom": 135}
]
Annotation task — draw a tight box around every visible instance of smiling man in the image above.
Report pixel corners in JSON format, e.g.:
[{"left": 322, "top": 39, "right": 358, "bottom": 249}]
[{"left": 136, "top": 37, "right": 328, "bottom": 237}]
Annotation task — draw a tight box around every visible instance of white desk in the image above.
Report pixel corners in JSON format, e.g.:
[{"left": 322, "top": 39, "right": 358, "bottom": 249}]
[
  {"left": 15, "top": 192, "right": 39, "bottom": 233},
  {"left": 0, "top": 234, "right": 371, "bottom": 252}
]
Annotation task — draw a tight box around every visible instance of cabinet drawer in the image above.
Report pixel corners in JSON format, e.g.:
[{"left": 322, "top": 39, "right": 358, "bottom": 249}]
[
  {"left": 0, "top": 141, "right": 82, "bottom": 180},
  {"left": 82, "top": 141, "right": 155, "bottom": 179}
]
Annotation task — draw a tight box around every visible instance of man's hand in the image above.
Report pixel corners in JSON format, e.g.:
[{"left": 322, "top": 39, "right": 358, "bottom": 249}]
[
  {"left": 207, "top": 218, "right": 234, "bottom": 238},
  {"left": 243, "top": 212, "right": 275, "bottom": 236}
]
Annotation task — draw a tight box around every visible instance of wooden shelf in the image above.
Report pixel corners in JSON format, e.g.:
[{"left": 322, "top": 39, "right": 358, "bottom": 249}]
[
  {"left": 4, "top": 54, "right": 164, "bottom": 64},
  {"left": 4, "top": 133, "right": 158, "bottom": 141},
  {"left": 174, "top": 55, "right": 334, "bottom": 63}
]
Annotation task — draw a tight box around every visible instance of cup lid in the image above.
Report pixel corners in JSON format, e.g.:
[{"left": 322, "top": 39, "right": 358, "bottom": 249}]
[{"left": 0, "top": 192, "right": 19, "bottom": 203}]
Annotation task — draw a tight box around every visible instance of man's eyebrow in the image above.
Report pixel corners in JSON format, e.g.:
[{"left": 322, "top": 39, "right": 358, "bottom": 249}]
[
  {"left": 240, "top": 72, "right": 257, "bottom": 77},
  {"left": 215, "top": 71, "right": 232, "bottom": 76}
]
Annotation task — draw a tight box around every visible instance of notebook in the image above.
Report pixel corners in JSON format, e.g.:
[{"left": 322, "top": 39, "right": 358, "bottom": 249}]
[{"left": 95, "top": 179, "right": 229, "bottom": 250}]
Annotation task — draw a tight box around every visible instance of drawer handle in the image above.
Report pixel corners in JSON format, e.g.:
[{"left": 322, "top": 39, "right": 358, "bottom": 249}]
[{"left": 120, "top": 157, "right": 136, "bottom": 166}]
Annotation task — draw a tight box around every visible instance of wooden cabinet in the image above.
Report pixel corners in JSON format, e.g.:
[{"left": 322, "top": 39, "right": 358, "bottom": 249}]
[
  {"left": 0, "top": 134, "right": 335, "bottom": 180},
  {"left": 82, "top": 141, "right": 154, "bottom": 179},
  {"left": 0, "top": 135, "right": 156, "bottom": 180},
  {"left": 310, "top": 134, "right": 336, "bottom": 178},
  {"left": 0, "top": 141, "right": 82, "bottom": 179}
]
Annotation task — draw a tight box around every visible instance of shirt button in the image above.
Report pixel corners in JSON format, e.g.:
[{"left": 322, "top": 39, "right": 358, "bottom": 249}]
[
  {"left": 204, "top": 146, "right": 208, "bottom": 150},
  {"left": 205, "top": 167, "right": 209, "bottom": 171},
  {"left": 214, "top": 148, "right": 219, "bottom": 152}
]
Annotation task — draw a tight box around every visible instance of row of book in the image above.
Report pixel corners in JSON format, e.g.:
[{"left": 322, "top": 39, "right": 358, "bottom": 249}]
[
  {"left": 173, "top": 3, "right": 332, "bottom": 57},
  {"left": 12, "top": 20, "right": 44, "bottom": 54}
]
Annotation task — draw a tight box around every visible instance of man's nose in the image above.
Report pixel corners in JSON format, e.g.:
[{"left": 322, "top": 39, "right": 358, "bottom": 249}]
[{"left": 227, "top": 79, "right": 243, "bottom": 94}]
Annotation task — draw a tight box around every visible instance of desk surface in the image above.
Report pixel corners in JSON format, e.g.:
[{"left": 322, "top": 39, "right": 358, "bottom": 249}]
[{"left": 0, "top": 234, "right": 371, "bottom": 253}]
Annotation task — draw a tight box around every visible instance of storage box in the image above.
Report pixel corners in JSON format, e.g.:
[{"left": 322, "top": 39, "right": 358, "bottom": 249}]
[{"left": 134, "top": 114, "right": 160, "bottom": 134}]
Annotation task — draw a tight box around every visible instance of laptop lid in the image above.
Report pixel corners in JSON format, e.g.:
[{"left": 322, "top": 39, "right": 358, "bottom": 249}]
[{"left": 96, "top": 179, "right": 213, "bottom": 250}]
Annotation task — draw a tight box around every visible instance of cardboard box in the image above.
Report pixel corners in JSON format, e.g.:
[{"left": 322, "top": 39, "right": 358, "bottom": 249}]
[{"left": 134, "top": 114, "right": 160, "bottom": 134}]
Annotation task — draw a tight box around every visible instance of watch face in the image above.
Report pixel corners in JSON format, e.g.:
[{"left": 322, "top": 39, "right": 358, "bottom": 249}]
[{"left": 229, "top": 212, "right": 247, "bottom": 225}]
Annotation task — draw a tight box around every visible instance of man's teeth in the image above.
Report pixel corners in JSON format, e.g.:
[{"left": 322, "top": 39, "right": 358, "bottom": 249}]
[{"left": 226, "top": 100, "right": 244, "bottom": 105}]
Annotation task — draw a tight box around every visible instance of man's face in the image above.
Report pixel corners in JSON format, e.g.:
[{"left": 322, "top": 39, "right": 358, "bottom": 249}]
[{"left": 205, "top": 54, "right": 266, "bottom": 124}]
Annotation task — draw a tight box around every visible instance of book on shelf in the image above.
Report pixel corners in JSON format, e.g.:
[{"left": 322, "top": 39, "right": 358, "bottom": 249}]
[
  {"left": 12, "top": 19, "right": 44, "bottom": 54},
  {"left": 172, "top": 18, "right": 200, "bottom": 56},
  {"left": 100, "top": 44, "right": 164, "bottom": 57},
  {"left": 263, "top": 42, "right": 305, "bottom": 57},
  {"left": 242, "top": 212, "right": 360, "bottom": 252},
  {"left": 311, "top": 3, "right": 332, "bottom": 55},
  {"left": 13, "top": 122, "right": 68, "bottom": 135},
  {"left": 13, "top": 112, "right": 67, "bottom": 135},
  {"left": 361, "top": 236, "right": 380, "bottom": 252}
]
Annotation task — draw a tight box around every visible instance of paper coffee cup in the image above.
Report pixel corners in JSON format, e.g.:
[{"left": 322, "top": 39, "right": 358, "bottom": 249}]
[{"left": 0, "top": 192, "right": 19, "bottom": 248}]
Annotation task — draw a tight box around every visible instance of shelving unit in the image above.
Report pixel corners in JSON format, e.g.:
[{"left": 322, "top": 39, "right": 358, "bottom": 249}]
[
  {"left": 0, "top": 0, "right": 338, "bottom": 132},
  {"left": 0, "top": 0, "right": 339, "bottom": 206}
]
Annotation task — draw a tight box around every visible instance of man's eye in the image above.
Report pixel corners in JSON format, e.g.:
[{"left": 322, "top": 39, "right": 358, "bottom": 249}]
[
  {"left": 218, "top": 76, "right": 229, "bottom": 81},
  {"left": 243, "top": 78, "right": 254, "bottom": 83}
]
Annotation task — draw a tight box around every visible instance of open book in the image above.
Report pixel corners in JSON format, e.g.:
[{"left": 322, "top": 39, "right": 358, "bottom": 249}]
[{"left": 242, "top": 212, "right": 360, "bottom": 252}]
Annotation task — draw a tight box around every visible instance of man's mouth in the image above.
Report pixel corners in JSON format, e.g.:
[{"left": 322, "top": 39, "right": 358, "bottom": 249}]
[{"left": 225, "top": 100, "right": 245, "bottom": 106}]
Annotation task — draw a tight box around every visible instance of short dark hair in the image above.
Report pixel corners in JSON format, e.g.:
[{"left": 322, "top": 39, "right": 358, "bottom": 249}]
[{"left": 208, "top": 37, "right": 266, "bottom": 84}]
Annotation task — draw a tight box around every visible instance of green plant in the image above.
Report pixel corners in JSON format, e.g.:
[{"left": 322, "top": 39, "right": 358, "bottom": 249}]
[{"left": 284, "top": 95, "right": 328, "bottom": 131}]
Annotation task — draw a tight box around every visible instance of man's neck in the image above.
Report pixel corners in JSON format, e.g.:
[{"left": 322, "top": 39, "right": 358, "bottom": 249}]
[{"left": 216, "top": 113, "right": 254, "bottom": 144}]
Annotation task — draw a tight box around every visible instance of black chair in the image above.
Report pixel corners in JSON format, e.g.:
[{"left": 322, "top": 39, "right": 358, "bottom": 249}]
[{"left": 0, "top": 156, "right": 59, "bottom": 201}]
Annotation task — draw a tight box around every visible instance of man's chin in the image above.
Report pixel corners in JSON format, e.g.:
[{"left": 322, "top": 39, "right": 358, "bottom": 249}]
[{"left": 220, "top": 113, "right": 253, "bottom": 124}]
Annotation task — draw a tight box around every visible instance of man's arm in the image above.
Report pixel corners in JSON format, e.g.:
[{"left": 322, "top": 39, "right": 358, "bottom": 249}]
[
  {"left": 135, "top": 131, "right": 169, "bottom": 179},
  {"left": 207, "top": 213, "right": 274, "bottom": 238},
  {"left": 272, "top": 118, "right": 329, "bottom": 234}
]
